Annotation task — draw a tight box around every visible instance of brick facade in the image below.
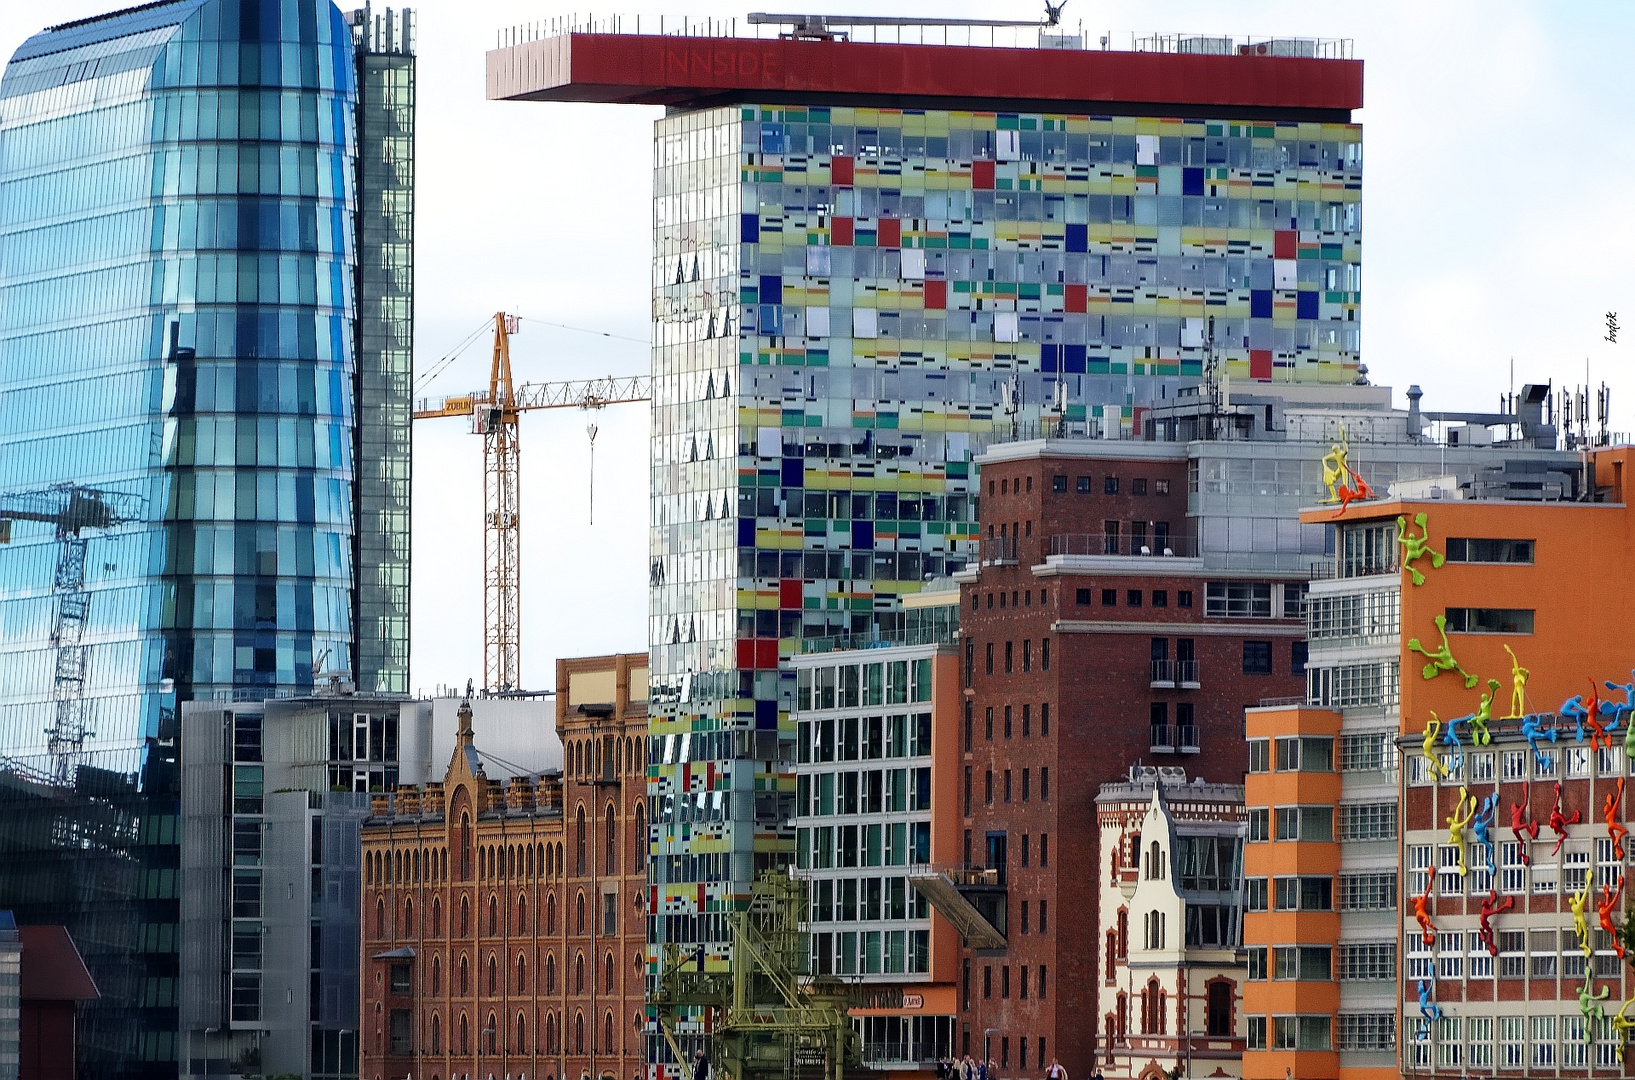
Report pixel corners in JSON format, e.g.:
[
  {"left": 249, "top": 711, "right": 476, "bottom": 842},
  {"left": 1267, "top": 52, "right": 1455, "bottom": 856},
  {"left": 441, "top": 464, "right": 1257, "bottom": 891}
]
[
  {"left": 358, "top": 654, "right": 648, "bottom": 1080},
  {"left": 956, "top": 444, "right": 1305, "bottom": 1074}
]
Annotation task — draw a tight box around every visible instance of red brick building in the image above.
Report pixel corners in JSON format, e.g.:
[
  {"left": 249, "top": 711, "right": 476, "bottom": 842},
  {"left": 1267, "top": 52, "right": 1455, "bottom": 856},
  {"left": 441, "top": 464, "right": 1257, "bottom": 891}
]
[
  {"left": 358, "top": 654, "right": 649, "bottom": 1080},
  {"left": 951, "top": 440, "right": 1307, "bottom": 1073}
]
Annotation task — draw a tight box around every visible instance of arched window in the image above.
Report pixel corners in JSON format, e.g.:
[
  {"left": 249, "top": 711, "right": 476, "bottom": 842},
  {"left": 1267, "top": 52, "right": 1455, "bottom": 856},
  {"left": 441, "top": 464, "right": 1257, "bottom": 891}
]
[
  {"left": 605, "top": 804, "right": 618, "bottom": 874},
  {"left": 1141, "top": 978, "right": 1165, "bottom": 1035},
  {"left": 516, "top": 1010, "right": 528, "bottom": 1054},
  {"left": 1116, "top": 992, "right": 1128, "bottom": 1041},
  {"left": 515, "top": 952, "right": 528, "bottom": 993},
  {"left": 431, "top": 955, "right": 442, "bottom": 995},
  {"left": 602, "top": 1010, "right": 614, "bottom": 1054},
  {"left": 576, "top": 892, "right": 586, "bottom": 935},
  {"left": 1206, "top": 979, "right": 1234, "bottom": 1037},
  {"left": 573, "top": 1011, "right": 585, "bottom": 1054},
  {"left": 527, "top": 844, "right": 534, "bottom": 877},
  {"left": 459, "top": 954, "right": 469, "bottom": 995},
  {"left": 375, "top": 898, "right": 386, "bottom": 940},
  {"left": 488, "top": 895, "right": 498, "bottom": 936},
  {"left": 545, "top": 1011, "right": 559, "bottom": 1053},
  {"left": 547, "top": 893, "right": 557, "bottom": 934},
  {"left": 1148, "top": 840, "right": 1163, "bottom": 879},
  {"left": 576, "top": 806, "right": 587, "bottom": 875},
  {"left": 574, "top": 952, "right": 585, "bottom": 994},
  {"left": 537, "top": 842, "right": 545, "bottom": 876},
  {"left": 413, "top": 849, "right": 420, "bottom": 882},
  {"left": 460, "top": 896, "right": 470, "bottom": 937},
  {"left": 394, "top": 851, "right": 402, "bottom": 882},
  {"left": 1104, "top": 930, "right": 1116, "bottom": 981},
  {"left": 458, "top": 1012, "right": 469, "bottom": 1055},
  {"left": 432, "top": 897, "right": 442, "bottom": 937},
  {"left": 403, "top": 898, "right": 415, "bottom": 936},
  {"left": 545, "top": 953, "right": 557, "bottom": 993},
  {"left": 518, "top": 893, "right": 529, "bottom": 934},
  {"left": 485, "top": 1013, "right": 498, "bottom": 1053},
  {"left": 604, "top": 951, "right": 615, "bottom": 994},
  {"left": 460, "top": 812, "right": 472, "bottom": 880},
  {"left": 487, "top": 955, "right": 498, "bottom": 995},
  {"left": 507, "top": 845, "right": 516, "bottom": 879},
  {"left": 1116, "top": 908, "right": 1128, "bottom": 958},
  {"left": 430, "top": 1012, "right": 441, "bottom": 1054},
  {"left": 633, "top": 803, "right": 647, "bottom": 875}
]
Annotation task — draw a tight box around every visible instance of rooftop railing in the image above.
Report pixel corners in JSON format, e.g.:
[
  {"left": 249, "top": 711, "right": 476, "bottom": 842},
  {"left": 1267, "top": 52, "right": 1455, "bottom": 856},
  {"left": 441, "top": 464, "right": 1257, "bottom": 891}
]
[{"left": 1049, "top": 533, "right": 1200, "bottom": 558}]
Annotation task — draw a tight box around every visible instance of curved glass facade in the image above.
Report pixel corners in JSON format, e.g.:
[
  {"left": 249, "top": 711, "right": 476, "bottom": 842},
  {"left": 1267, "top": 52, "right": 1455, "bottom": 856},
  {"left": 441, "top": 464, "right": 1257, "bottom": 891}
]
[{"left": 0, "top": 3, "right": 360, "bottom": 1076}]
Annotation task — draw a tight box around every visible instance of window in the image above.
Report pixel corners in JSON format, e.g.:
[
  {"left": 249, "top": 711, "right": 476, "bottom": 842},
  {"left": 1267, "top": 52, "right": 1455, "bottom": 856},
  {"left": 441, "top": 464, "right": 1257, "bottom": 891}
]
[
  {"left": 1275, "top": 806, "right": 1332, "bottom": 842},
  {"left": 1132, "top": 478, "right": 1148, "bottom": 495},
  {"left": 1446, "top": 537, "right": 1534, "bottom": 564},
  {"left": 1247, "top": 946, "right": 1267, "bottom": 980},
  {"left": 1152, "top": 590, "right": 1167, "bottom": 608},
  {"left": 1273, "top": 945, "right": 1331, "bottom": 980},
  {"left": 1444, "top": 607, "right": 1534, "bottom": 634},
  {"left": 1126, "top": 589, "right": 1142, "bottom": 608},
  {"left": 1338, "top": 802, "right": 1398, "bottom": 841},
  {"left": 1272, "top": 1015, "right": 1331, "bottom": 1051},
  {"left": 1076, "top": 476, "right": 1091, "bottom": 493},
  {"left": 985, "top": 644, "right": 993, "bottom": 675},
  {"left": 1155, "top": 479, "right": 1170, "bottom": 495},
  {"left": 1143, "top": 910, "right": 1167, "bottom": 950},
  {"left": 1246, "top": 1016, "right": 1267, "bottom": 1051},
  {"left": 1075, "top": 588, "right": 1091, "bottom": 605},
  {"left": 1206, "top": 581, "right": 1272, "bottom": 618},
  {"left": 1338, "top": 942, "right": 1395, "bottom": 980},
  {"left": 1275, "top": 736, "right": 1334, "bottom": 771},
  {"left": 1247, "top": 739, "right": 1270, "bottom": 772},
  {"left": 389, "top": 1009, "right": 413, "bottom": 1055},
  {"left": 1337, "top": 1014, "right": 1396, "bottom": 1052},
  {"left": 1244, "top": 878, "right": 1268, "bottom": 912},
  {"left": 1339, "top": 873, "right": 1397, "bottom": 911},
  {"left": 1273, "top": 876, "right": 1332, "bottom": 911},
  {"left": 1283, "top": 583, "right": 1308, "bottom": 619},
  {"left": 1242, "top": 641, "right": 1273, "bottom": 674},
  {"left": 1101, "top": 588, "right": 1117, "bottom": 606},
  {"left": 1052, "top": 475, "right": 1067, "bottom": 492},
  {"left": 1104, "top": 476, "right": 1119, "bottom": 494},
  {"left": 1339, "top": 733, "right": 1393, "bottom": 772},
  {"left": 1246, "top": 808, "right": 1268, "bottom": 843},
  {"left": 1177, "top": 589, "right": 1192, "bottom": 609}
]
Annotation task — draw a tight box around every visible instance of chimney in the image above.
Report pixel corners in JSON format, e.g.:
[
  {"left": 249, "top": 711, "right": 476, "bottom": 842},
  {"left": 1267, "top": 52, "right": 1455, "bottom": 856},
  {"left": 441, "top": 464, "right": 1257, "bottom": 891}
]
[{"left": 1405, "top": 384, "right": 1423, "bottom": 440}]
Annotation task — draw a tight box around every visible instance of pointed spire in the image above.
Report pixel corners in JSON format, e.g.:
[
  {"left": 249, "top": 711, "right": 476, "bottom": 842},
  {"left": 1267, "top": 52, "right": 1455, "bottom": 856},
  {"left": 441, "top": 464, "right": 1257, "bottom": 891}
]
[{"left": 457, "top": 699, "right": 474, "bottom": 746}]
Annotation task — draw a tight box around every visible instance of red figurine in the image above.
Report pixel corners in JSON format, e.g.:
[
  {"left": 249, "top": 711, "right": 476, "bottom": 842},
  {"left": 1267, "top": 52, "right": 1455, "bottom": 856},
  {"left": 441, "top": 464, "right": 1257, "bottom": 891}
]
[
  {"left": 1599, "top": 876, "right": 1626, "bottom": 959},
  {"left": 1587, "top": 678, "right": 1611, "bottom": 752},
  {"left": 1550, "top": 780, "right": 1583, "bottom": 857},
  {"left": 1607, "top": 776, "right": 1628, "bottom": 861},
  {"left": 1479, "top": 887, "right": 1515, "bottom": 956},
  {"left": 1413, "top": 873, "right": 1436, "bottom": 947},
  {"left": 1511, "top": 789, "right": 1539, "bottom": 865}
]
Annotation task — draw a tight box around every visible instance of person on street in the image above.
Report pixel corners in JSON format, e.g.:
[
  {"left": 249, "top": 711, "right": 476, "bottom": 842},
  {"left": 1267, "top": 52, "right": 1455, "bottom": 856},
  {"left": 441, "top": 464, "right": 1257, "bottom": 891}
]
[{"left": 1045, "top": 1058, "right": 1068, "bottom": 1080}]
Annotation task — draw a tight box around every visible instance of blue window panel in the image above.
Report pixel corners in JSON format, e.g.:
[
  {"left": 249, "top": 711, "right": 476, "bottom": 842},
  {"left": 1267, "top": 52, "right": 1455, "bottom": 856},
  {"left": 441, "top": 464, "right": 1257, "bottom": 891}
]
[
  {"left": 1250, "top": 290, "right": 1273, "bottom": 318},
  {"left": 1064, "top": 344, "right": 1087, "bottom": 373},
  {"left": 1040, "top": 344, "right": 1059, "bottom": 372},
  {"left": 759, "top": 305, "right": 779, "bottom": 333},
  {"left": 759, "top": 275, "right": 782, "bottom": 305},
  {"left": 1297, "top": 291, "right": 1319, "bottom": 319},
  {"left": 755, "top": 698, "right": 778, "bottom": 729},
  {"left": 738, "top": 517, "right": 756, "bottom": 547},
  {"left": 1182, "top": 167, "right": 1205, "bottom": 196},
  {"left": 781, "top": 457, "right": 803, "bottom": 487},
  {"left": 741, "top": 213, "right": 760, "bottom": 243},
  {"left": 1064, "top": 223, "right": 1087, "bottom": 252},
  {"left": 852, "top": 520, "right": 874, "bottom": 550}
]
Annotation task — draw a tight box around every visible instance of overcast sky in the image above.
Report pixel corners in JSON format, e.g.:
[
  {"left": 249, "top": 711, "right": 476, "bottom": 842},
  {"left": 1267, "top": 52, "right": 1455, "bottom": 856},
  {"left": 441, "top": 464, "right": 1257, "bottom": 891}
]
[{"left": 2, "top": 1, "right": 1631, "bottom": 695}]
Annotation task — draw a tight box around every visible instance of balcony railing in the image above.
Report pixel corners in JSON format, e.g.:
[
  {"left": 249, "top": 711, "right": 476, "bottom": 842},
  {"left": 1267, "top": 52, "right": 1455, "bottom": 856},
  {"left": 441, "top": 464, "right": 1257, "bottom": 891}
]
[
  {"left": 1150, "top": 724, "right": 1199, "bottom": 752},
  {"left": 981, "top": 536, "right": 1018, "bottom": 565},
  {"left": 1150, "top": 659, "right": 1201, "bottom": 687},
  {"left": 1049, "top": 533, "right": 1200, "bottom": 558}
]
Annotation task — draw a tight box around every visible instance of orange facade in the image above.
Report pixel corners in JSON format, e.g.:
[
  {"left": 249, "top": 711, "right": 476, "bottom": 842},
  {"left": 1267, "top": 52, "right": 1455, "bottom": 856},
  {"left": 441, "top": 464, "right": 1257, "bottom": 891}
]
[{"left": 358, "top": 654, "right": 649, "bottom": 1080}]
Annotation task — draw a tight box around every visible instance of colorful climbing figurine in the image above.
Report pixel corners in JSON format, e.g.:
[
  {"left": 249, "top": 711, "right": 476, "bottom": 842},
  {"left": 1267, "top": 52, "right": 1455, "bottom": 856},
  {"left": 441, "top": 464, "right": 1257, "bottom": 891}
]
[
  {"left": 1502, "top": 644, "right": 1531, "bottom": 720},
  {"left": 1551, "top": 780, "right": 1584, "bottom": 857},
  {"left": 1408, "top": 615, "right": 1479, "bottom": 689},
  {"left": 1572, "top": 867, "right": 1595, "bottom": 960},
  {"left": 1522, "top": 711, "right": 1559, "bottom": 770},
  {"left": 1510, "top": 789, "right": 1539, "bottom": 865},
  {"left": 1585, "top": 679, "right": 1612, "bottom": 751},
  {"left": 1442, "top": 713, "right": 1467, "bottom": 776},
  {"left": 1600, "top": 876, "right": 1626, "bottom": 960},
  {"left": 1472, "top": 793, "right": 1499, "bottom": 878},
  {"left": 1614, "top": 997, "right": 1635, "bottom": 1063},
  {"left": 1420, "top": 715, "right": 1449, "bottom": 781},
  {"left": 1320, "top": 436, "right": 1346, "bottom": 504},
  {"left": 1604, "top": 672, "right": 1635, "bottom": 736},
  {"left": 1447, "top": 787, "right": 1476, "bottom": 875},
  {"left": 1582, "top": 976, "right": 1611, "bottom": 1031},
  {"left": 1564, "top": 695, "right": 1592, "bottom": 743},
  {"left": 1416, "top": 979, "right": 1443, "bottom": 1023},
  {"left": 1412, "top": 874, "right": 1437, "bottom": 946},
  {"left": 1469, "top": 679, "right": 1501, "bottom": 746},
  {"left": 1608, "top": 776, "right": 1629, "bottom": 861},
  {"left": 1478, "top": 888, "right": 1514, "bottom": 956},
  {"left": 1396, "top": 511, "right": 1445, "bottom": 585}
]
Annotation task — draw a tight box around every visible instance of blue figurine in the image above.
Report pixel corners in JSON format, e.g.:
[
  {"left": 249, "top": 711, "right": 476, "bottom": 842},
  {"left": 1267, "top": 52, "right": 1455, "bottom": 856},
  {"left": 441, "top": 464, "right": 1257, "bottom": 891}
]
[
  {"left": 1472, "top": 792, "right": 1499, "bottom": 876},
  {"left": 1442, "top": 713, "right": 1466, "bottom": 775},
  {"left": 1602, "top": 673, "right": 1635, "bottom": 733},
  {"left": 1563, "top": 695, "right": 1591, "bottom": 742},
  {"left": 1417, "top": 978, "right": 1443, "bottom": 1022},
  {"left": 1521, "top": 712, "right": 1558, "bottom": 768}
]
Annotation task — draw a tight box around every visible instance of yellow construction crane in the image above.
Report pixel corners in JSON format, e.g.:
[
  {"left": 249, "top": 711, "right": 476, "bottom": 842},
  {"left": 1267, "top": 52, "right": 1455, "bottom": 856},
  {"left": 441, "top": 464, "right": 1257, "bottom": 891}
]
[{"left": 412, "top": 312, "right": 649, "bottom": 693}]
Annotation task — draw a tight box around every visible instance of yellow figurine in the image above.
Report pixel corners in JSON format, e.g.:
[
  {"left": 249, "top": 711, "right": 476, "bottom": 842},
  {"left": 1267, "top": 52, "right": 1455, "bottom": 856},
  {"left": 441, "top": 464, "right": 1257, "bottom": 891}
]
[
  {"left": 1320, "top": 434, "right": 1346, "bottom": 504},
  {"left": 1447, "top": 786, "right": 1476, "bottom": 875},
  {"left": 1612, "top": 997, "right": 1635, "bottom": 1063},
  {"left": 1571, "top": 866, "right": 1595, "bottom": 960},
  {"left": 1421, "top": 714, "right": 1450, "bottom": 781},
  {"left": 1503, "top": 643, "right": 1531, "bottom": 720}
]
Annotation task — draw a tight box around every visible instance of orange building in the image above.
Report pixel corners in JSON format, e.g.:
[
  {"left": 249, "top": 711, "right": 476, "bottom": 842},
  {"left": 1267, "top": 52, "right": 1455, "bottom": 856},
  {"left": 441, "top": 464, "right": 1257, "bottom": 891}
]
[
  {"left": 1244, "top": 447, "right": 1635, "bottom": 1079},
  {"left": 358, "top": 654, "right": 649, "bottom": 1080}
]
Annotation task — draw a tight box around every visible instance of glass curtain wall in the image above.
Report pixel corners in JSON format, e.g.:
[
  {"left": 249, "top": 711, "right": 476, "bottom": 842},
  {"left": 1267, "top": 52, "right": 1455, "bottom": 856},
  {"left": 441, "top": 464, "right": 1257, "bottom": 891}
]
[{"left": 0, "top": 2, "right": 357, "bottom": 1076}]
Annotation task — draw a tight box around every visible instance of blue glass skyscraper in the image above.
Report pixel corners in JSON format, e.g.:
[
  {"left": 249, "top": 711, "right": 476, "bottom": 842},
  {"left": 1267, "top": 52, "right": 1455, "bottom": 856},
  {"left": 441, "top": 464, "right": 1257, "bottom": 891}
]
[{"left": 0, "top": 1, "right": 411, "bottom": 1075}]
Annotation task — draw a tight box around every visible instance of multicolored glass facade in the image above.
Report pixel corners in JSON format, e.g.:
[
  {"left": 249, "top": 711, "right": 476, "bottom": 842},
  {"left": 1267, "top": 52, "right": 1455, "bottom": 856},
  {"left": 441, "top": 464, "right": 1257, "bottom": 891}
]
[
  {"left": 647, "top": 103, "right": 1363, "bottom": 967},
  {"left": 0, "top": 1, "right": 368, "bottom": 1074}
]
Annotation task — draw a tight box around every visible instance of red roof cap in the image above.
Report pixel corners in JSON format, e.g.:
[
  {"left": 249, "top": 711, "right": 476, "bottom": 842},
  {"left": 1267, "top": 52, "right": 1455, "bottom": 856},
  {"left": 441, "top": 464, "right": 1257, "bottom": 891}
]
[
  {"left": 487, "top": 34, "right": 1362, "bottom": 116},
  {"left": 18, "top": 926, "right": 99, "bottom": 1002}
]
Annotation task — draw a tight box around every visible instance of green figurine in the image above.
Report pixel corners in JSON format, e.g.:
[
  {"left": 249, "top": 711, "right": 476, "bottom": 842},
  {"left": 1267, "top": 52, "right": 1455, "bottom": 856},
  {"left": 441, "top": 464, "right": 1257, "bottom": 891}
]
[
  {"left": 1470, "top": 679, "right": 1501, "bottom": 746},
  {"left": 1408, "top": 615, "right": 1479, "bottom": 689},
  {"left": 1582, "top": 976, "right": 1611, "bottom": 1035},
  {"left": 1397, "top": 512, "right": 1445, "bottom": 586}
]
